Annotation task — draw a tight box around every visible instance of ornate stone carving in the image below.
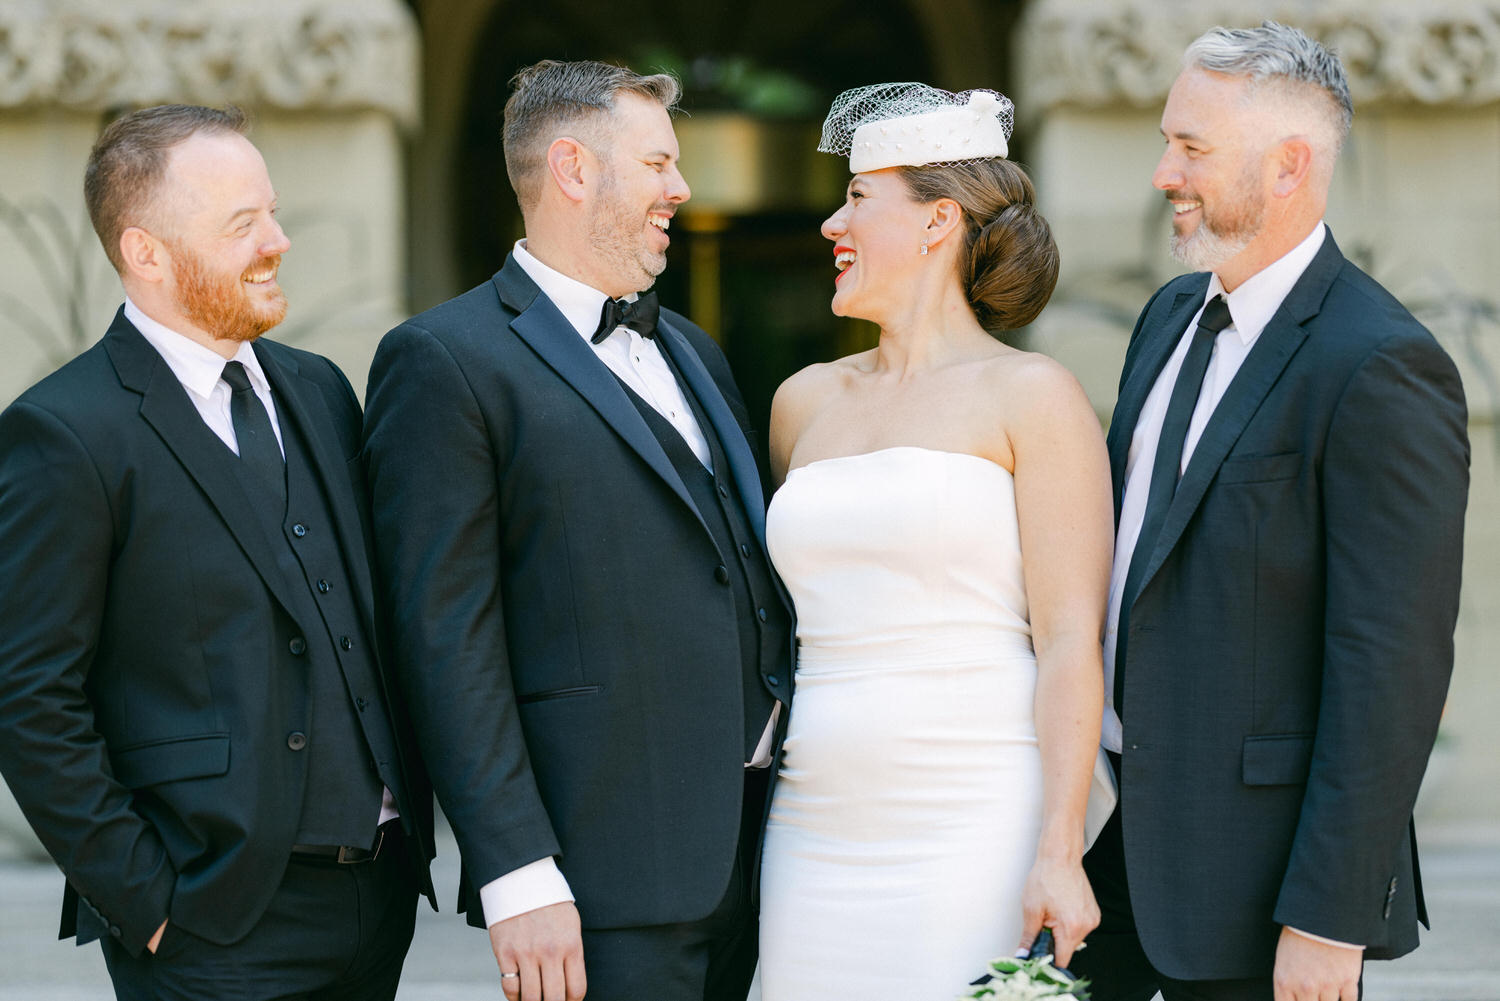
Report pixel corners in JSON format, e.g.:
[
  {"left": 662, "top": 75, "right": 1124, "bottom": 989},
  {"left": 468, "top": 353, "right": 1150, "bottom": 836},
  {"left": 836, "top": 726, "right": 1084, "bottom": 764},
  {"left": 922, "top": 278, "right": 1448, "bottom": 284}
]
[
  {"left": 1017, "top": 0, "right": 1500, "bottom": 112},
  {"left": 0, "top": 1, "right": 418, "bottom": 125}
]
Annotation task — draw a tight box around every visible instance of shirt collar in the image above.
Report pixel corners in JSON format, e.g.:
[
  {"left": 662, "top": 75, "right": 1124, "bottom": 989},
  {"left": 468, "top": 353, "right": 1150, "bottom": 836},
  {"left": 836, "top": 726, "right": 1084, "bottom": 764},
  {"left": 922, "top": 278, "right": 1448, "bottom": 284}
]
[
  {"left": 124, "top": 296, "right": 269, "bottom": 400},
  {"left": 511, "top": 240, "right": 643, "bottom": 344},
  {"left": 1210, "top": 222, "right": 1327, "bottom": 345}
]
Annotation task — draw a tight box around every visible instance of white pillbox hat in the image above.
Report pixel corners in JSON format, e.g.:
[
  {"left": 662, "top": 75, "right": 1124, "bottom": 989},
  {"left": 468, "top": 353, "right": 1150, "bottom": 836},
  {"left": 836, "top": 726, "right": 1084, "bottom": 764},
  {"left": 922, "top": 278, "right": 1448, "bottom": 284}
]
[{"left": 819, "top": 84, "right": 1014, "bottom": 173}]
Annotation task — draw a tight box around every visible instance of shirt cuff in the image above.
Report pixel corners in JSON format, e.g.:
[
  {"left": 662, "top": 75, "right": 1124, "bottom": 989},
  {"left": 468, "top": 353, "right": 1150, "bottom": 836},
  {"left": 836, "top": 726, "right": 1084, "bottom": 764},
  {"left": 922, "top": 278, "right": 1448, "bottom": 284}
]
[
  {"left": 1287, "top": 926, "right": 1364, "bottom": 950},
  {"left": 478, "top": 857, "right": 575, "bottom": 927},
  {"left": 746, "top": 702, "right": 782, "bottom": 769}
]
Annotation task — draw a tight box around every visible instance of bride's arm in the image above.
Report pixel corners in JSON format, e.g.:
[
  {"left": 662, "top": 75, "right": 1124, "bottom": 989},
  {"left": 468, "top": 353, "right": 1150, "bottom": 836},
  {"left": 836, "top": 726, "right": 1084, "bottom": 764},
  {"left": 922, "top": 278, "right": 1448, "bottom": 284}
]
[{"left": 1005, "top": 355, "right": 1113, "bottom": 968}]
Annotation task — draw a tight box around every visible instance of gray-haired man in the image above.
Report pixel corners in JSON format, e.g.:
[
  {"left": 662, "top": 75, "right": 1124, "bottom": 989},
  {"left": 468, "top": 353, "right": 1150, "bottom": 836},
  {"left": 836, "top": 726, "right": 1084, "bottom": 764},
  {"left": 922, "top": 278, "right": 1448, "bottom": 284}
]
[{"left": 1075, "top": 22, "right": 1467, "bottom": 1001}]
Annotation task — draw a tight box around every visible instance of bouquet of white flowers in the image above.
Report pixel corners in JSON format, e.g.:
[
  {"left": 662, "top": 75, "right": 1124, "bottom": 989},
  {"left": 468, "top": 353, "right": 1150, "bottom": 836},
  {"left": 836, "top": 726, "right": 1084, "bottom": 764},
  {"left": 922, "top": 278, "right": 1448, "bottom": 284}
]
[{"left": 958, "top": 930, "right": 1091, "bottom": 1001}]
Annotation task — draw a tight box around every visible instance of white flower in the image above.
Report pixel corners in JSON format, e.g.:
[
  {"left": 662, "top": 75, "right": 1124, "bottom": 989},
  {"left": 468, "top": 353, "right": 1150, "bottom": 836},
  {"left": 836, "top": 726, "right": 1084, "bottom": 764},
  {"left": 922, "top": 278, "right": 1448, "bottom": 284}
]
[{"left": 957, "top": 955, "right": 1090, "bottom": 1001}]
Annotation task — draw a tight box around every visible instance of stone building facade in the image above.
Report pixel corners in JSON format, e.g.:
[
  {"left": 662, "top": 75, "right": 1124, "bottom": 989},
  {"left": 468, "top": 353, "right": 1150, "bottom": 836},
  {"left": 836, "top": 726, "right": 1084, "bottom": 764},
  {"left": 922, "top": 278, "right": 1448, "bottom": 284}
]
[{"left": 1, "top": 0, "right": 1494, "bottom": 850}]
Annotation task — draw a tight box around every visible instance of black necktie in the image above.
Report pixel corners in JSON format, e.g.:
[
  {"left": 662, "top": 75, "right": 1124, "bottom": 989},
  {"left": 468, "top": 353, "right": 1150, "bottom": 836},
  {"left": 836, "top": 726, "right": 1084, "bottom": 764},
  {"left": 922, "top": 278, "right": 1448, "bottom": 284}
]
[
  {"left": 221, "top": 361, "right": 286, "bottom": 504},
  {"left": 1115, "top": 295, "right": 1232, "bottom": 716},
  {"left": 591, "top": 291, "right": 659, "bottom": 344}
]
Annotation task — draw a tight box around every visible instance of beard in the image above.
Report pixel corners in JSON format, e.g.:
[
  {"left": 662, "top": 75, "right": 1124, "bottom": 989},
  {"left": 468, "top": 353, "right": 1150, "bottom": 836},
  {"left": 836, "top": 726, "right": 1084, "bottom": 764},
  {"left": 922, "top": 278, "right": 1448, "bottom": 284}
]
[
  {"left": 168, "top": 239, "right": 288, "bottom": 343},
  {"left": 587, "top": 168, "right": 668, "bottom": 294},
  {"left": 1167, "top": 168, "right": 1265, "bottom": 273}
]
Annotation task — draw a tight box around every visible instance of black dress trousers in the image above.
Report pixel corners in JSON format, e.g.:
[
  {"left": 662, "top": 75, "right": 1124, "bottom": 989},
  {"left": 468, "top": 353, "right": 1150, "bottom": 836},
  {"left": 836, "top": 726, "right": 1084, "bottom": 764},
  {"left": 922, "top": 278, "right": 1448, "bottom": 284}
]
[{"left": 99, "top": 825, "right": 418, "bottom": 1001}]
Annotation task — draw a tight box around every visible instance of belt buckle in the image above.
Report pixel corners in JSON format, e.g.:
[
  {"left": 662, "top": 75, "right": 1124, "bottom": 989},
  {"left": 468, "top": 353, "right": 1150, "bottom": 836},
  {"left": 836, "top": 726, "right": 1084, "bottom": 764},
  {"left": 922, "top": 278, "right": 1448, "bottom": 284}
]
[{"left": 336, "top": 826, "right": 383, "bottom": 864}]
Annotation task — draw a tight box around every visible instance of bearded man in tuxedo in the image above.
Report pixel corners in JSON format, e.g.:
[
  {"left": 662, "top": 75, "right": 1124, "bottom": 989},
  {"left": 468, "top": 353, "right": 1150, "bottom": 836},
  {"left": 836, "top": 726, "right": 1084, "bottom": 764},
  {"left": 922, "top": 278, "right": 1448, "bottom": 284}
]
[
  {"left": 362, "top": 60, "right": 792, "bottom": 1001},
  {"left": 1073, "top": 22, "right": 1469, "bottom": 1001}
]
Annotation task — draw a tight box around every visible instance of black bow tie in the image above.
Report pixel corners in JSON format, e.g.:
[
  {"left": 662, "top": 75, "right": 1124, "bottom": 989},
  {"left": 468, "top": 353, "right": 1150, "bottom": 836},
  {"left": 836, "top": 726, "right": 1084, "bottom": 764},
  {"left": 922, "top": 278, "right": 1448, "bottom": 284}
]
[{"left": 592, "top": 292, "right": 659, "bottom": 344}]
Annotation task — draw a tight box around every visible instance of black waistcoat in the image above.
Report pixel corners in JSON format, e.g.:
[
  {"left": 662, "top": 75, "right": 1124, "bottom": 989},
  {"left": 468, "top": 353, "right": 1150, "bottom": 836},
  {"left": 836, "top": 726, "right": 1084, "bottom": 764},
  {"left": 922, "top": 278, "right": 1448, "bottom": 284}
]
[
  {"left": 229, "top": 410, "right": 389, "bottom": 847},
  {"left": 611, "top": 351, "right": 790, "bottom": 759}
]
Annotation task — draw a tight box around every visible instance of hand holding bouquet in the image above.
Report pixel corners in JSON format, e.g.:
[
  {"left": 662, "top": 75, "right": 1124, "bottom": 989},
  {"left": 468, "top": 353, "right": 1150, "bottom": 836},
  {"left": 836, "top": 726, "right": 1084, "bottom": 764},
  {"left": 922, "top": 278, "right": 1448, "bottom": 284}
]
[{"left": 959, "top": 929, "right": 1091, "bottom": 1000}]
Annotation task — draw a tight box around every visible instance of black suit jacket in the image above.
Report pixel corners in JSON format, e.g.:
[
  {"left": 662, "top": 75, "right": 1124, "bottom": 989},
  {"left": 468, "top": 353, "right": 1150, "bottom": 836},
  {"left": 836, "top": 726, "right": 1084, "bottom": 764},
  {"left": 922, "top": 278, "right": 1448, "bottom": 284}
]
[
  {"left": 1108, "top": 230, "right": 1468, "bottom": 979},
  {"left": 0, "top": 309, "right": 434, "bottom": 957},
  {"left": 362, "top": 255, "right": 791, "bottom": 930}
]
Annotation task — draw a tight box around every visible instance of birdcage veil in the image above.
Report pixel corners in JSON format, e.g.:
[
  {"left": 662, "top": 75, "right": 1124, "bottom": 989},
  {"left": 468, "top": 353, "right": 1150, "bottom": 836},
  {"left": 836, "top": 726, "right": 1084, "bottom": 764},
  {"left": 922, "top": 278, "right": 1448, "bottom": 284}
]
[{"left": 818, "top": 83, "right": 1015, "bottom": 171}]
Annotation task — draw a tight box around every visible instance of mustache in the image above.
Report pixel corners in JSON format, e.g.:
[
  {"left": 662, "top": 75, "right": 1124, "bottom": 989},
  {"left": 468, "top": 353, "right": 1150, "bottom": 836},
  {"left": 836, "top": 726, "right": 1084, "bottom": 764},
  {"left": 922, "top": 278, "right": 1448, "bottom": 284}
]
[{"left": 240, "top": 255, "right": 282, "bottom": 279}]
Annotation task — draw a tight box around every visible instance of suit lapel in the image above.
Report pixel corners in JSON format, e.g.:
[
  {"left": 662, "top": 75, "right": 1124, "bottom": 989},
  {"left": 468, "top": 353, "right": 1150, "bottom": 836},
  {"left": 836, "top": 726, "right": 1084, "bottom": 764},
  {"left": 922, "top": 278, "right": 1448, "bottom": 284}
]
[
  {"left": 654, "top": 318, "right": 769, "bottom": 541},
  {"left": 1134, "top": 231, "right": 1343, "bottom": 597},
  {"left": 103, "top": 311, "right": 304, "bottom": 620},
  {"left": 1136, "top": 317, "right": 1308, "bottom": 591},
  {"left": 1107, "top": 286, "right": 1205, "bottom": 516},
  {"left": 494, "top": 260, "right": 704, "bottom": 523},
  {"left": 254, "top": 342, "right": 378, "bottom": 634}
]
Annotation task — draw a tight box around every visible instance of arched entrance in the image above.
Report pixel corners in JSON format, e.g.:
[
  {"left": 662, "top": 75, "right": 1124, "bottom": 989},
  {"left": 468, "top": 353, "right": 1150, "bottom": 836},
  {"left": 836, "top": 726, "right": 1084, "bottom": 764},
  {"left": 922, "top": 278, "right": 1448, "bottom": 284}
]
[{"left": 410, "top": 0, "right": 1028, "bottom": 458}]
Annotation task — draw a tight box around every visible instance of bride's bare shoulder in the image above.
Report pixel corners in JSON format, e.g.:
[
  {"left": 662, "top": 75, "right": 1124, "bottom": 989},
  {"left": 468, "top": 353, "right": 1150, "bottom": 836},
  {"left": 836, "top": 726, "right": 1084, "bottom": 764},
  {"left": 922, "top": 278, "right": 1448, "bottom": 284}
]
[
  {"left": 774, "top": 352, "right": 869, "bottom": 413},
  {"left": 770, "top": 353, "right": 872, "bottom": 481},
  {"left": 977, "top": 349, "right": 1104, "bottom": 460},
  {"left": 982, "top": 348, "right": 1091, "bottom": 411}
]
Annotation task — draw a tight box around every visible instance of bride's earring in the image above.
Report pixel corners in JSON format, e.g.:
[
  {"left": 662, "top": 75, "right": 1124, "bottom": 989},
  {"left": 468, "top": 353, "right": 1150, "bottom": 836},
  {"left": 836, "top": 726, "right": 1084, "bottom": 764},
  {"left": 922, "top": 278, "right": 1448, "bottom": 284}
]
[{"left": 919, "top": 241, "right": 929, "bottom": 256}]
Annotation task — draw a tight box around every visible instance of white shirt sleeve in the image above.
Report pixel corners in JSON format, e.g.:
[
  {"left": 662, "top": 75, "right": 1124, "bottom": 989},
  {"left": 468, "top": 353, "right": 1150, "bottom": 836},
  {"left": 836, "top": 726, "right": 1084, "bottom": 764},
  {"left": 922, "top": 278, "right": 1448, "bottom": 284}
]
[
  {"left": 478, "top": 857, "right": 575, "bottom": 927},
  {"left": 1286, "top": 926, "right": 1364, "bottom": 950}
]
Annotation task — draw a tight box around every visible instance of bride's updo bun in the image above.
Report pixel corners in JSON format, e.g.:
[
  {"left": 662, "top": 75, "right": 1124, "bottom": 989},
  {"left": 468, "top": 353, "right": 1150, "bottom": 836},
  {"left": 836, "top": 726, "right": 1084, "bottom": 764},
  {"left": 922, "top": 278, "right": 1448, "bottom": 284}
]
[{"left": 897, "top": 159, "right": 1059, "bottom": 332}]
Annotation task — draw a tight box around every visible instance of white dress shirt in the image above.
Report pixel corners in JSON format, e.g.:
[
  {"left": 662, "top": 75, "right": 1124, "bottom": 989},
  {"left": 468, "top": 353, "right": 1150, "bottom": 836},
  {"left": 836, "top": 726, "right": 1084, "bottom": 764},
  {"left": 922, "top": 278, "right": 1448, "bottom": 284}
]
[
  {"left": 126, "top": 297, "right": 400, "bottom": 830},
  {"left": 1100, "top": 225, "right": 1360, "bottom": 951},
  {"left": 126, "top": 297, "right": 284, "bottom": 458},
  {"left": 513, "top": 241, "right": 711, "bottom": 467}
]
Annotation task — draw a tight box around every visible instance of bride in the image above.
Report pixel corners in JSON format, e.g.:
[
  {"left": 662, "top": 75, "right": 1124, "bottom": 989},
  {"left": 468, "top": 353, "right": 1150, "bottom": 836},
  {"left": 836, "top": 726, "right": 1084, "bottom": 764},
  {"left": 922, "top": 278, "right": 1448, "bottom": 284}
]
[{"left": 756, "top": 84, "right": 1115, "bottom": 1000}]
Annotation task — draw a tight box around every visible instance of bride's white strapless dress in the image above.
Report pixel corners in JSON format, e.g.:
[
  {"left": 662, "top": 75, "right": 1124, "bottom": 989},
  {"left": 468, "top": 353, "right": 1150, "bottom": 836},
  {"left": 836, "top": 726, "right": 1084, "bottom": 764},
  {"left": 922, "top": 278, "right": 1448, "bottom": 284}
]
[{"left": 756, "top": 446, "right": 1111, "bottom": 1001}]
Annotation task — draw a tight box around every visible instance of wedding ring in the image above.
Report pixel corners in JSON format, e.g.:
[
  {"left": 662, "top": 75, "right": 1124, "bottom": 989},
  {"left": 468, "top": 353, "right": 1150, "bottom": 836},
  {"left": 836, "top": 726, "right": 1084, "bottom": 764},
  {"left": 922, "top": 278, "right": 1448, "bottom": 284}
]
[{"left": 500, "top": 972, "right": 520, "bottom": 979}]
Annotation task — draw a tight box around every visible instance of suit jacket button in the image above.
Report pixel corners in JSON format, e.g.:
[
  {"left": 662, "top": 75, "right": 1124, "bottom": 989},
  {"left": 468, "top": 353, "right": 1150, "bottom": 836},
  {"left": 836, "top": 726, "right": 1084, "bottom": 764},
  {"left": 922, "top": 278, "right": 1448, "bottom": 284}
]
[
  {"left": 717, "top": 481, "right": 730, "bottom": 499},
  {"left": 714, "top": 565, "right": 730, "bottom": 585},
  {"left": 740, "top": 543, "right": 751, "bottom": 558},
  {"left": 292, "top": 523, "right": 308, "bottom": 537},
  {"left": 340, "top": 636, "right": 354, "bottom": 651},
  {"left": 288, "top": 637, "right": 307, "bottom": 656},
  {"left": 756, "top": 607, "right": 768, "bottom": 622},
  {"left": 766, "top": 675, "right": 780, "bottom": 688},
  {"left": 109, "top": 925, "right": 122, "bottom": 938},
  {"left": 287, "top": 732, "right": 307, "bottom": 751},
  {"left": 317, "top": 579, "right": 331, "bottom": 593}
]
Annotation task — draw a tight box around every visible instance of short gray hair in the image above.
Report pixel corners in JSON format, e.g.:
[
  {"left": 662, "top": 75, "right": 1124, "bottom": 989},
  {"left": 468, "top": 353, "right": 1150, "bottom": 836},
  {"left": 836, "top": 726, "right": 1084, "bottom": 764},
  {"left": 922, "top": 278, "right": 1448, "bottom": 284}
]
[
  {"left": 502, "top": 59, "right": 680, "bottom": 212},
  {"left": 1184, "top": 21, "right": 1352, "bottom": 152}
]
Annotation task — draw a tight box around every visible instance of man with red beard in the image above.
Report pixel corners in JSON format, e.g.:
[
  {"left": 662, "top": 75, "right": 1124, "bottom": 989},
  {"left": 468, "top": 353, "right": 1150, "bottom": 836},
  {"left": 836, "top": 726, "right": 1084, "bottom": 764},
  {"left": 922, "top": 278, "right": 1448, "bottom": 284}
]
[
  {"left": 363, "top": 61, "right": 791, "bottom": 1001},
  {"left": 1073, "top": 22, "right": 1468, "bottom": 1001},
  {"left": 0, "top": 105, "right": 434, "bottom": 1000}
]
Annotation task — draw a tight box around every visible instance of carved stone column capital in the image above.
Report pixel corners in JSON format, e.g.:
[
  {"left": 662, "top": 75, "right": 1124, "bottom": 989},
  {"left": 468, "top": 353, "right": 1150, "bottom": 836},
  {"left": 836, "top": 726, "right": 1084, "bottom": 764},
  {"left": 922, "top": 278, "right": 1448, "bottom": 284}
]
[
  {"left": 1016, "top": 0, "right": 1500, "bottom": 114},
  {"left": 0, "top": 0, "right": 418, "bottom": 126}
]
